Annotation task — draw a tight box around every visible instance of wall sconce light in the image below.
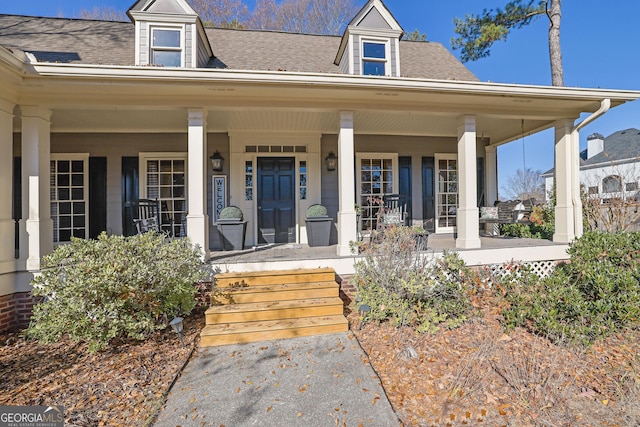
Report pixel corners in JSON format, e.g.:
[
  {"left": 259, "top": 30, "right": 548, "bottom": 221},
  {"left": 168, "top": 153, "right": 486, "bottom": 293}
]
[
  {"left": 210, "top": 151, "right": 224, "bottom": 172},
  {"left": 325, "top": 151, "right": 337, "bottom": 171}
]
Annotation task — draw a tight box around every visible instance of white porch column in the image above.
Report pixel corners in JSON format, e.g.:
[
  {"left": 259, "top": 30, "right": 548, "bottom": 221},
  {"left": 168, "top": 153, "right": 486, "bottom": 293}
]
[
  {"left": 484, "top": 145, "right": 498, "bottom": 206},
  {"left": 20, "top": 106, "right": 53, "bottom": 271},
  {"left": 186, "top": 108, "right": 210, "bottom": 259},
  {"left": 0, "top": 101, "right": 15, "bottom": 266},
  {"left": 337, "top": 111, "right": 357, "bottom": 256},
  {"left": 571, "top": 130, "right": 584, "bottom": 238},
  {"left": 456, "top": 115, "right": 481, "bottom": 249},
  {"left": 553, "top": 119, "right": 575, "bottom": 243}
]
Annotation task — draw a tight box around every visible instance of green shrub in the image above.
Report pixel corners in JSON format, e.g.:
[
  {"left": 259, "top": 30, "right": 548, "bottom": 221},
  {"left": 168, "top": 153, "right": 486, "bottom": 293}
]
[
  {"left": 27, "top": 232, "right": 208, "bottom": 352},
  {"left": 498, "top": 231, "right": 640, "bottom": 345},
  {"left": 219, "top": 206, "right": 243, "bottom": 220},
  {"left": 306, "top": 204, "right": 328, "bottom": 217},
  {"left": 354, "top": 226, "right": 477, "bottom": 333}
]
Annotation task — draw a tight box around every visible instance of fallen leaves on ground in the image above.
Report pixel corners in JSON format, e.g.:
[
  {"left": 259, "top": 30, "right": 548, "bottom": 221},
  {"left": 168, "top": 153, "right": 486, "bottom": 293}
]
[
  {"left": 0, "top": 311, "right": 204, "bottom": 427},
  {"left": 350, "top": 294, "right": 640, "bottom": 427}
]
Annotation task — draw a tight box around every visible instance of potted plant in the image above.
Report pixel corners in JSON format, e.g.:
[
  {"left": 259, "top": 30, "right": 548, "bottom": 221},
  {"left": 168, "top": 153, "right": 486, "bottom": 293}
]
[
  {"left": 411, "top": 225, "right": 429, "bottom": 251},
  {"left": 216, "top": 206, "right": 247, "bottom": 251},
  {"left": 305, "top": 204, "right": 332, "bottom": 247}
]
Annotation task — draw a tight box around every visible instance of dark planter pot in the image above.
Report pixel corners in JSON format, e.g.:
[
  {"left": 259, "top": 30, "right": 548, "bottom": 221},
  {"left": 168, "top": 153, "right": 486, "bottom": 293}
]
[
  {"left": 305, "top": 217, "right": 332, "bottom": 247},
  {"left": 217, "top": 220, "right": 247, "bottom": 251},
  {"left": 413, "top": 233, "right": 428, "bottom": 251}
]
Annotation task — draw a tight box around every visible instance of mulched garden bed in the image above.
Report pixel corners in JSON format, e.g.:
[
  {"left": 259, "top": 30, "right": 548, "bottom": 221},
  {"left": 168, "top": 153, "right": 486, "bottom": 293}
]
[
  {"left": 0, "top": 312, "right": 204, "bottom": 427},
  {"left": 350, "top": 295, "right": 640, "bottom": 427}
]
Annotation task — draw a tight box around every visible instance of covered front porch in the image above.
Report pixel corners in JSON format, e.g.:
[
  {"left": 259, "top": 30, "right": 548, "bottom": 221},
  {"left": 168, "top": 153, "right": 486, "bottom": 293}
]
[
  {"left": 207, "top": 234, "right": 569, "bottom": 277},
  {"left": 4, "top": 60, "right": 639, "bottom": 289}
]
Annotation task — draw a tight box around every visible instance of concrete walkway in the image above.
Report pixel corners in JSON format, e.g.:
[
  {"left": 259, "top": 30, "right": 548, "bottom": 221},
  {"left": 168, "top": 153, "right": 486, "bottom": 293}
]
[{"left": 154, "top": 332, "right": 400, "bottom": 427}]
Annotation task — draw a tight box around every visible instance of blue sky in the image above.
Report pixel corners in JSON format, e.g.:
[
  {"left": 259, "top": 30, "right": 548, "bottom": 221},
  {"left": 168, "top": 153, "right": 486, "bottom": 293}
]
[{"left": 2, "top": 1, "right": 639, "bottom": 194}]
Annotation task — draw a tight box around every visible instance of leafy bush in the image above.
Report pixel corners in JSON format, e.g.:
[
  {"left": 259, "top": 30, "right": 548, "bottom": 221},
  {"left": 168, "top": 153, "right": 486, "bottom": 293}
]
[
  {"left": 501, "top": 205, "right": 554, "bottom": 240},
  {"left": 219, "top": 205, "right": 243, "bottom": 220},
  {"left": 306, "top": 204, "right": 328, "bottom": 217},
  {"left": 498, "top": 231, "right": 640, "bottom": 345},
  {"left": 354, "top": 226, "right": 478, "bottom": 333},
  {"left": 27, "top": 232, "right": 208, "bottom": 352}
]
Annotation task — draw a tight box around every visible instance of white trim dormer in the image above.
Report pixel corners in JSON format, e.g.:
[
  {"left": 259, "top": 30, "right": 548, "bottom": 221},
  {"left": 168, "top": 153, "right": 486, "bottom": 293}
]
[
  {"left": 334, "top": 0, "right": 404, "bottom": 77},
  {"left": 128, "top": 0, "right": 213, "bottom": 68}
]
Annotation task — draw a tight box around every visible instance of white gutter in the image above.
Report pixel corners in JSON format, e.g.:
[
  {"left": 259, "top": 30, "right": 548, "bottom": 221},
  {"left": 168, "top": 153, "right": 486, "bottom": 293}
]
[
  {"left": 573, "top": 98, "right": 611, "bottom": 133},
  {"left": 570, "top": 98, "right": 611, "bottom": 238},
  {"left": 26, "top": 62, "right": 640, "bottom": 101}
]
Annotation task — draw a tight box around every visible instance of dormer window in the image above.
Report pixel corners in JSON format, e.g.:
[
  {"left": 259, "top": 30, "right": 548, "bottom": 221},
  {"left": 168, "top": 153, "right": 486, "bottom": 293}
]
[
  {"left": 151, "top": 27, "right": 183, "bottom": 67},
  {"left": 362, "top": 40, "right": 388, "bottom": 76},
  {"left": 334, "top": 0, "right": 403, "bottom": 77}
]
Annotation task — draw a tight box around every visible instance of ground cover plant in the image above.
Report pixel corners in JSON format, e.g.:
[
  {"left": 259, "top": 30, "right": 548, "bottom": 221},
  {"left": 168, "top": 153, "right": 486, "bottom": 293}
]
[
  {"left": 498, "top": 231, "right": 640, "bottom": 345},
  {"left": 353, "top": 226, "right": 479, "bottom": 334}
]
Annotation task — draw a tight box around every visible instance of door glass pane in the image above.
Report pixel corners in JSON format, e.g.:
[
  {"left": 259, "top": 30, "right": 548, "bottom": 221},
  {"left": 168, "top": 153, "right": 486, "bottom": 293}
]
[
  {"left": 146, "top": 158, "right": 187, "bottom": 237},
  {"left": 436, "top": 159, "right": 458, "bottom": 230},
  {"left": 358, "top": 156, "right": 394, "bottom": 232}
]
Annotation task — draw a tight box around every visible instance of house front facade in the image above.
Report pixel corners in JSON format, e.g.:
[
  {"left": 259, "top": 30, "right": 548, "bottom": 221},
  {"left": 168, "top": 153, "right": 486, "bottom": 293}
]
[{"left": 0, "top": 0, "right": 638, "bottom": 330}]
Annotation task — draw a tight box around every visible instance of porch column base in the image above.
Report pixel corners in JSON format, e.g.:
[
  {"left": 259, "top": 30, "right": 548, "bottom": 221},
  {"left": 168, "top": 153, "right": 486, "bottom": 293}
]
[
  {"left": 553, "top": 205, "right": 574, "bottom": 244},
  {"left": 456, "top": 207, "right": 481, "bottom": 249},
  {"left": 0, "top": 219, "right": 15, "bottom": 262},
  {"left": 337, "top": 210, "right": 357, "bottom": 256},
  {"left": 187, "top": 214, "right": 210, "bottom": 260},
  {"left": 25, "top": 218, "right": 53, "bottom": 272}
]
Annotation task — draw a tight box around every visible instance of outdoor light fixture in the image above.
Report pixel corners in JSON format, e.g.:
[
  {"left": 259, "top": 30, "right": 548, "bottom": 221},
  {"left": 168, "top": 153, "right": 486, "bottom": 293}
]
[
  {"left": 169, "top": 316, "right": 185, "bottom": 348},
  {"left": 325, "top": 151, "right": 337, "bottom": 171},
  {"left": 358, "top": 304, "right": 371, "bottom": 330},
  {"left": 210, "top": 151, "right": 224, "bottom": 172}
]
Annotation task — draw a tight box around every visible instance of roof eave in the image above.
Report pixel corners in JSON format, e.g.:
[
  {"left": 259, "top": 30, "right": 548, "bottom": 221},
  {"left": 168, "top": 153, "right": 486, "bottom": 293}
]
[{"left": 25, "top": 62, "right": 640, "bottom": 104}]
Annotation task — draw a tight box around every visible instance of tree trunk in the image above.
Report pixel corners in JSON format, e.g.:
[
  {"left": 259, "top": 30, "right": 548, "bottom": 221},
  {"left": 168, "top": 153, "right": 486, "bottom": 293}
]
[{"left": 548, "top": 0, "right": 564, "bottom": 86}]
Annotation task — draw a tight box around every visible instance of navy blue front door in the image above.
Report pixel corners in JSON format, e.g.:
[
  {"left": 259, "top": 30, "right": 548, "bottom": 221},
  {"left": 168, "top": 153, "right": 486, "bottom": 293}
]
[{"left": 257, "top": 157, "right": 296, "bottom": 244}]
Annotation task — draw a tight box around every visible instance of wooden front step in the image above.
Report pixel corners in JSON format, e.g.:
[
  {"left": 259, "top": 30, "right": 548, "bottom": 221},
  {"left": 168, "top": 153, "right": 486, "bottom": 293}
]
[
  {"left": 214, "top": 267, "right": 336, "bottom": 287},
  {"left": 200, "top": 315, "right": 348, "bottom": 347},
  {"left": 205, "top": 297, "right": 344, "bottom": 324},
  {"left": 201, "top": 268, "right": 348, "bottom": 347},
  {"left": 212, "top": 282, "right": 338, "bottom": 304}
]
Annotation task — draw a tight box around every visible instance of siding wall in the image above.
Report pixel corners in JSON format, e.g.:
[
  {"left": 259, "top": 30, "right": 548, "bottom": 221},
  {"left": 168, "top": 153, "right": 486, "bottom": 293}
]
[
  {"left": 185, "top": 24, "right": 193, "bottom": 67},
  {"left": 139, "top": 22, "right": 149, "bottom": 65},
  {"left": 352, "top": 35, "right": 361, "bottom": 75},
  {"left": 390, "top": 41, "right": 398, "bottom": 77},
  {"left": 197, "top": 30, "right": 211, "bottom": 67}
]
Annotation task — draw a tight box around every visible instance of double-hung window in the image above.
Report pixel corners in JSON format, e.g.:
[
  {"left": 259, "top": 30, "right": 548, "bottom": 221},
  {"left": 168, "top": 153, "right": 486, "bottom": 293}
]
[
  {"left": 151, "top": 27, "right": 182, "bottom": 67},
  {"left": 50, "top": 154, "right": 89, "bottom": 243},
  {"left": 362, "top": 40, "right": 388, "bottom": 76}
]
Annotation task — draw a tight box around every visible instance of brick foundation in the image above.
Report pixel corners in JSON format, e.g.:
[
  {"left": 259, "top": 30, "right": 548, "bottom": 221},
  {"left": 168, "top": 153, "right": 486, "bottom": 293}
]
[
  {"left": 336, "top": 274, "right": 356, "bottom": 307},
  {"left": 0, "top": 292, "right": 36, "bottom": 333}
]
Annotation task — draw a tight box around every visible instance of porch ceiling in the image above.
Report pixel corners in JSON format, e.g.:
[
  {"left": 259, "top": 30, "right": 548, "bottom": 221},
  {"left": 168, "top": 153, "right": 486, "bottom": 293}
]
[{"left": 21, "top": 107, "right": 556, "bottom": 145}]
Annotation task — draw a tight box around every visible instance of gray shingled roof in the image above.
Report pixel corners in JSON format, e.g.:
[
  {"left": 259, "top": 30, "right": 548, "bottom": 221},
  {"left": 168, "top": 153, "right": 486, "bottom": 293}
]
[
  {"left": 582, "top": 128, "right": 640, "bottom": 166},
  {"left": 542, "top": 128, "right": 640, "bottom": 176},
  {"left": 0, "top": 15, "right": 134, "bottom": 66},
  {"left": 0, "top": 14, "right": 477, "bottom": 81}
]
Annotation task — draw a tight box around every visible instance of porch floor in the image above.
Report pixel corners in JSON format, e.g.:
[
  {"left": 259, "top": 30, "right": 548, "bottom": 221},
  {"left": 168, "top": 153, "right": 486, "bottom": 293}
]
[{"left": 207, "top": 234, "right": 568, "bottom": 276}]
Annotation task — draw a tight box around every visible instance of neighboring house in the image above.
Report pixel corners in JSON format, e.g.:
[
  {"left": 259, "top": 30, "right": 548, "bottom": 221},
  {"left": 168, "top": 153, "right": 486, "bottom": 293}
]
[
  {"left": 544, "top": 129, "right": 640, "bottom": 202},
  {"left": 0, "top": 0, "right": 638, "bottom": 330}
]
